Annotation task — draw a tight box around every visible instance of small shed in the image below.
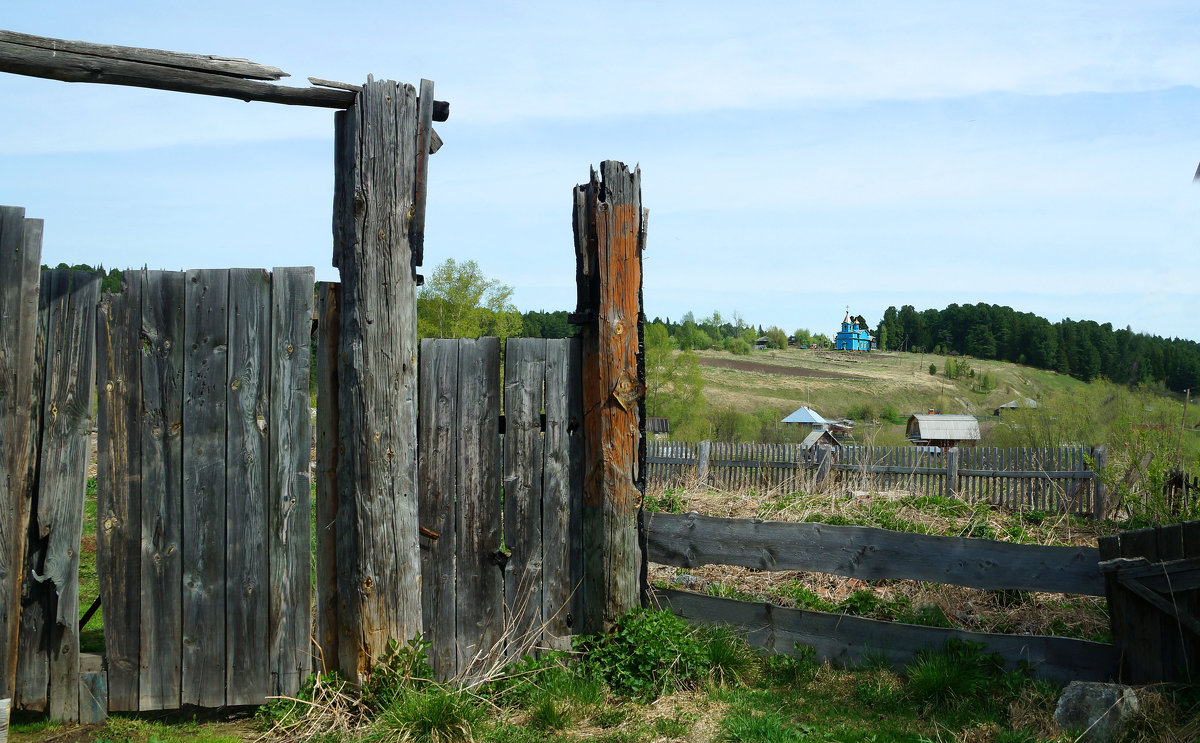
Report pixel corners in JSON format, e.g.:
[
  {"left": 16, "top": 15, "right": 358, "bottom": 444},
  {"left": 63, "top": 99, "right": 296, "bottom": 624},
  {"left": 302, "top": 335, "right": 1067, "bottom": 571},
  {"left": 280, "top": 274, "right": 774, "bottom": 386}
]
[
  {"left": 799, "top": 428, "right": 840, "bottom": 451},
  {"left": 782, "top": 405, "right": 828, "bottom": 427},
  {"left": 994, "top": 398, "right": 1038, "bottom": 416},
  {"left": 906, "top": 414, "right": 980, "bottom": 449},
  {"left": 754, "top": 336, "right": 770, "bottom": 350}
]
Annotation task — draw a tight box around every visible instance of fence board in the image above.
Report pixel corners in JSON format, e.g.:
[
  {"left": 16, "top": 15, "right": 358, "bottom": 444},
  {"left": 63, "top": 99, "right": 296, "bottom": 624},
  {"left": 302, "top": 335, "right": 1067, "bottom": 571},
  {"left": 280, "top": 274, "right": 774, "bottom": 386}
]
[
  {"left": 647, "top": 511, "right": 1103, "bottom": 595},
  {"left": 138, "top": 270, "right": 184, "bottom": 711},
  {"left": 268, "top": 266, "right": 314, "bottom": 697},
  {"left": 313, "top": 283, "right": 340, "bottom": 673},
  {"left": 543, "top": 339, "right": 580, "bottom": 650},
  {"left": 419, "top": 339, "right": 459, "bottom": 679},
  {"left": 35, "top": 271, "right": 100, "bottom": 721},
  {"left": 504, "top": 338, "right": 546, "bottom": 658},
  {"left": 181, "top": 268, "right": 228, "bottom": 707},
  {"left": 225, "top": 269, "right": 270, "bottom": 705},
  {"left": 96, "top": 279, "right": 143, "bottom": 711},
  {"left": 652, "top": 588, "right": 1116, "bottom": 683},
  {"left": 455, "top": 338, "right": 502, "bottom": 675},
  {"left": 0, "top": 208, "right": 42, "bottom": 701}
]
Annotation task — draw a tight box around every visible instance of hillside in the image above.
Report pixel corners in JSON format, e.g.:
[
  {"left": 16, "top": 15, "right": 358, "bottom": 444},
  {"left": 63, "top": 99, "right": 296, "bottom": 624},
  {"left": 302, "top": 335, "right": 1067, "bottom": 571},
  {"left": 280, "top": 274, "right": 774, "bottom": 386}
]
[{"left": 677, "top": 348, "right": 1199, "bottom": 462}]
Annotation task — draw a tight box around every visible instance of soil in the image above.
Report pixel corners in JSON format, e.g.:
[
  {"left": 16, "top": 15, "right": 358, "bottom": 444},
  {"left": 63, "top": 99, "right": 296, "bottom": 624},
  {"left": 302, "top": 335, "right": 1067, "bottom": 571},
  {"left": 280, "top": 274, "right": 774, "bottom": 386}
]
[{"left": 698, "top": 357, "right": 868, "bottom": 380}]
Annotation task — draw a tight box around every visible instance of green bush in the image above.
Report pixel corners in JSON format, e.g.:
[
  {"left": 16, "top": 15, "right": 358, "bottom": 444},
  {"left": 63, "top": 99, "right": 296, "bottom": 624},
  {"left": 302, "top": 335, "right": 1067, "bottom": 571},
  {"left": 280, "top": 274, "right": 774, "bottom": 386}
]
[
  {"left": 577, "top": 609, "right": 707, "bottom": 699},
  {"left": 725, "top": 337, "right": 751, "bottom": 355}
]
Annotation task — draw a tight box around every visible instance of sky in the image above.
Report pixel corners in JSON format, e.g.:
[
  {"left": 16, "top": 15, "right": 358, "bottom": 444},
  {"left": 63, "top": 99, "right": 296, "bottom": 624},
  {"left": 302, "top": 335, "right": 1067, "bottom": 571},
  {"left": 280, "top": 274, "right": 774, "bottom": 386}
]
[{"left": 2, "top": 2, "right": 1199, "bottom": 341}]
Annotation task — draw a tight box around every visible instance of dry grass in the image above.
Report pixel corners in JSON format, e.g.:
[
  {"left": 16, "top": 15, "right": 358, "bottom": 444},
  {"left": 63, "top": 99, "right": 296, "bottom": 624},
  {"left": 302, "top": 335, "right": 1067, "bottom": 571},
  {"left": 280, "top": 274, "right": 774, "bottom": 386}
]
[{"left": 649, "top": 483, "right": 1112, "bottom": 640}]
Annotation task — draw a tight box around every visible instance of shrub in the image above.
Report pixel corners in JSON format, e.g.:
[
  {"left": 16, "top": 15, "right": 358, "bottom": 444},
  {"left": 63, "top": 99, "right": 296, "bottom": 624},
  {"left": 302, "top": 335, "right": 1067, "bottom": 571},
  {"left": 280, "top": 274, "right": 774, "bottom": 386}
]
[
  {"left": 577, "top": 608, "right": 707, "bottom": 699},
  {"left": 929, "top": 363, "right": 937, "bottom": 375},
  {"left": 725, "top": 337, "right": 751, "bottom": 355}
]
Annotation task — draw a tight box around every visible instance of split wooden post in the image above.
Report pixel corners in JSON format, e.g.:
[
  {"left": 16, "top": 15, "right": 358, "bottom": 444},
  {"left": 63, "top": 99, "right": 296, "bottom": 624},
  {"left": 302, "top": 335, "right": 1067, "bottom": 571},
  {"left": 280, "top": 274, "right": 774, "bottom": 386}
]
[
  {"left": 1092, "top": 446, "right": 1109, "bottom": 520},
  {"left": 945, "top": 448, "right": 960, "bottom": 500},
  {"left": 572, "top": 162, "right": 647, "bottom": 634},
  {"left": 331, "top": 78, "right": 429, "bottom": 683},
  {"left": 0, "top": 207, "right": 41, "bottom": 701}
]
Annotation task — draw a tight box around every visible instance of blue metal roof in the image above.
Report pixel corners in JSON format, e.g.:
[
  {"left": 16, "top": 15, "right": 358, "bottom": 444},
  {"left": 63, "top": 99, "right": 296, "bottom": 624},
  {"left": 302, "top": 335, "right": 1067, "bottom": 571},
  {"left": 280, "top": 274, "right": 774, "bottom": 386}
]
[{"left": 782, "top": 406, "right": 828, "bottom": 425}]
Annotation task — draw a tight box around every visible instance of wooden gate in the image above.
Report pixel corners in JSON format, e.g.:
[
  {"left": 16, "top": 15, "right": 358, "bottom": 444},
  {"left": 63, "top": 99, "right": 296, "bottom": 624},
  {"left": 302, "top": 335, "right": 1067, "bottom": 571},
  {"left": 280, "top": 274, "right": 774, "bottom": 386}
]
[{"left": 93, "top": 267, "right": 314, "bottom": 711}]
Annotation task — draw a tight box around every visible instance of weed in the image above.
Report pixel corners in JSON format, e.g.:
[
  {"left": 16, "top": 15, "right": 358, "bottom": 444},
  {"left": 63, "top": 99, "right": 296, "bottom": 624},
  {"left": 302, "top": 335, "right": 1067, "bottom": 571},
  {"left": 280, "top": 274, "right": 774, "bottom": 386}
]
[
  {"left": 368, "top": 686, "right": 481, "bottom": 743},
  {"left": 764, "top": 645, "right": 818, "bottom": 686},
  {"left": 777, "top": 581, "right": 834, "bottom": 612},
  {"left": 363, "top": 634, "right": 434, "bottom": 708},
  {"left": 720, "top": 707, "right": 806, "bottom": 742},
  {"left": 903, "top": 640, "right": 1005, "bottom": 711},
  {"left": 577, "top": 608, "right": 707, "bottom": 699},
  {"left": 645, "top": 487, "right": 685, "bottom": 513},
  {"left": 700, "top": 624, "right": 762, "bottom": 688}
]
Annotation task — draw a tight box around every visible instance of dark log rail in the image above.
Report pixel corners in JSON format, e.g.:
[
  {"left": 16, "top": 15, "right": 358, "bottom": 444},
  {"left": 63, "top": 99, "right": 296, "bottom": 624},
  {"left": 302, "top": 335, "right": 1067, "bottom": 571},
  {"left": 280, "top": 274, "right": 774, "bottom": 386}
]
[{"left": 0, "top": 30, "right": 449, "bottom": 119}]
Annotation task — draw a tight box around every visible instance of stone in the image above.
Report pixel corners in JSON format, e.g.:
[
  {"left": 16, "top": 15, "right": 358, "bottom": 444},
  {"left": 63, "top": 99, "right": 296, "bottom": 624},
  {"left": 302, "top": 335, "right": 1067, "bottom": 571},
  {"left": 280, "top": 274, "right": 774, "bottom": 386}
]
[{"left": 1054, "top": 681, "right": 1140, "bottom": 742}]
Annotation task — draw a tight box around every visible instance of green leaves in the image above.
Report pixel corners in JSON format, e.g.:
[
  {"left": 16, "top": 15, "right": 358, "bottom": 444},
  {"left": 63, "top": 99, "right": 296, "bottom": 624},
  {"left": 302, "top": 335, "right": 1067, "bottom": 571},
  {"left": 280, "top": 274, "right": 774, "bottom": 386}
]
[{"left": 417, "top": 258, "right": 522, "bottom": 344}]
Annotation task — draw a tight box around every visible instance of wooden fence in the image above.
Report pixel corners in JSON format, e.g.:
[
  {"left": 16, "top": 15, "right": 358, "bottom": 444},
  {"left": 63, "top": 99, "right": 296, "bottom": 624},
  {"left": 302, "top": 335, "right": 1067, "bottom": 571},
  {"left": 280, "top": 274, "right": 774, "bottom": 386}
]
[
  {"left": 647, "top": 510, "right": 1119, "bottom": 683},
  {"left": 94, "top": 267, "right": 315, "bottom": 711},
  {"left": 648, "top": 441, "right": 1106, "bottom": 517},
  {"left": 316, "top": 323, "right": 586, "bottom": 681}
]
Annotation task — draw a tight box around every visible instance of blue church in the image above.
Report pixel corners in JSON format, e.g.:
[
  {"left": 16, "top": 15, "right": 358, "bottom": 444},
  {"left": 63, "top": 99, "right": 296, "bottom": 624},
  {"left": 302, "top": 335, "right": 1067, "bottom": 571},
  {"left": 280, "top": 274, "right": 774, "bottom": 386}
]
[{"left": 835, "top": 308, "right": 874, "bottom": 351}]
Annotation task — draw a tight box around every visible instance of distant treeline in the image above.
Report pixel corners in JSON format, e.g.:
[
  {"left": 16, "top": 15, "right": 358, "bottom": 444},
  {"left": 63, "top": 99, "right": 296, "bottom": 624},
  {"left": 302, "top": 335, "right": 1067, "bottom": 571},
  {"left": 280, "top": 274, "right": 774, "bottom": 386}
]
[{"left": 875, "top": 303, "right": 1200, "bottom": 393}]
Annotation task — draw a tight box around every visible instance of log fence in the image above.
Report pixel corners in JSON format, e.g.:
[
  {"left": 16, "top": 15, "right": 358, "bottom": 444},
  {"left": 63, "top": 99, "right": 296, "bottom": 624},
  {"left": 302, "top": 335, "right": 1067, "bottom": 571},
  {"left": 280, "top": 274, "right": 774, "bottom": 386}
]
[{"left": 648, "top": 440, "right": 1106, "bottom": 517}]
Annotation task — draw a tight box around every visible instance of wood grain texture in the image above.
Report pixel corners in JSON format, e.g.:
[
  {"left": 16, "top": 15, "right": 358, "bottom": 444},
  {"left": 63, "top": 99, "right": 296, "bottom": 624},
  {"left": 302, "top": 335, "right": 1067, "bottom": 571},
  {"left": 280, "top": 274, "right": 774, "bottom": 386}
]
[
  {"left": 653, "top": 588, "right": 1117, "bottom": 683},
  {"left": 36, "top": 270, "right": 100, "bottom": 721},
  {"left": 334, "top": 80, "right": 422, "bottom": 682},
  {"left": 543, "top": 339, "right": 582, "bottom": 648},
  {"left": 454, "top": 338, "right": 503, "bottom": 676},
  {"left": 224, "top": 269, "right": 270, "bottom": 705},
  {"left": 0, "top": 208, "right": 41, "bottom": 700},
  {"left": 574, "top": 162, "right": 645, "bottom": 634},
  {"left": 314, "top": 282, "right": 340, "bottom": 672},
  {"left": 0, "top": 29, "right": 286, "bottom": 79},
  {"left": 418, "top": 339, "right": 459, "bottom": 678},
  {"left": 646, "top": 511, "right": 1104, "bottom": 596},
  {"left": 96, "top": 278, "right": 143, "bottom": 711},
  {"left": 138, "top": 270, "right": 184, "bottom": 710},
  {"left": 268, "top": 267, "right": 314, "bottom": 697},
  {"left": 503, "top": 338, "right": 546, "bottom": 658},
  {"left": 1118, "top": 526, "right": 1161, "bottom": 682},
  {"left": 180, "top": 269, "right": 227, "bottom": 707}
]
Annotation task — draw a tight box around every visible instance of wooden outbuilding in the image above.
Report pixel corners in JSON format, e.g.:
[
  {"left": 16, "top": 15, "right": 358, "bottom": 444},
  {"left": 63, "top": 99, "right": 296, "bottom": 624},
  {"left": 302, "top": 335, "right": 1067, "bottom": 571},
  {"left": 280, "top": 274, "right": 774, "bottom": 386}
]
[{"left": 906, "top": 414, "right": 980, "bottom": 450}]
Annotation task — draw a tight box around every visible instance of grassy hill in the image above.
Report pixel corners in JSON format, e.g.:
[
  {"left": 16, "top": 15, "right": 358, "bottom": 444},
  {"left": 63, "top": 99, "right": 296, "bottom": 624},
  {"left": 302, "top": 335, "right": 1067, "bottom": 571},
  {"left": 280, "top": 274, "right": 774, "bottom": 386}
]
[{"left": 672, "top": 348, "right": 1198, "bottom": 464}]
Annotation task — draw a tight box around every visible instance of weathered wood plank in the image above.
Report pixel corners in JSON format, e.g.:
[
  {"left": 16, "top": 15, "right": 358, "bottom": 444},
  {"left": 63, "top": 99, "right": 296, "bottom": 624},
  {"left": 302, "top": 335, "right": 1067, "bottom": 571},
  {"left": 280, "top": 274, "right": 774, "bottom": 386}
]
[
  {"left": 0, "top": 35, "right": 450, "bottom": 118},
  {"left": 0, "top": 30, "right": 287, "bottom": 79},
  {"left": 652, "top": 588, "right": 1117, "bottom": 683},
  {"left": 1117, "top": 527, "right": 1161, "bottom": 683},
  {"left": 0, "top": 208, "right": 41, "bottom": 701},
  {"left": 268, "top": 266, "right": 314, "bottom": 697},
  {"left": 409, "top": 79, "right": 435, "bottom": 272},
  {"left": 37, "top": 270, "right": 100, "bottom": 721},
  {"left": 418, "top": 338, "right": 458, "bottom": 679},
  {"left": 455, "top": 338, "right": 503, "bottom": 677},
  {"left": 224, "top": 268, "right": 270, "bottom": 705},
  {"left": 574, "top": 162, "right": 646, "bottom": 634},
  {"left": 180, "top": 268, "right": 227, "bottom": 707},
  {"left": 138, "top": 270, "right": 184, "bottom": 711},
  {"left": 1154, "top": 524, "right": 1187, "bottom": 679},
  {"left": 647, "top": 511, "right": 1104, "bottom": 595},
  {"left": 543, "top": 339, "right": 580, "bottom": 650},
  {"left": 78, "top": 653, "right": 107, "bottom": 725},
  {"left": 504, "top": 338, "right": 546, "bottom": 658},
  {"left": 313, "top": 282, "right": 340, "bottom": 673},
  {"left": 96, "top": 278, "right": 143, "bottom": 712},
  {"left": 334, "top": 80, "right": 422, "bottom": 683}
]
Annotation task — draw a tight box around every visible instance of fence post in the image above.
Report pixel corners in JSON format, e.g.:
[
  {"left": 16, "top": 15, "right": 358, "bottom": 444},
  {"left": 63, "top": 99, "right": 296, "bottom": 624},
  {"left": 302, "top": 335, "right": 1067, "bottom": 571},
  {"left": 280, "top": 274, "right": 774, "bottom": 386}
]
[
  {"left": 696, "top": 440, "right": 711, "bottom": 486},
  {"left": 1092, "top": 446, "right": 1108, "bottom": 520},
  {"left": 814, "top": 446, "right": 832, "bottom": 491},
  {"left": 331, "top": 79, "right": 429, "bottom": 683},
  {"left": 572, "top": 162, "right": 647, "bottom": 634},
  {"left": 945, "top": 447, "right": 959, "bottom": 500}
]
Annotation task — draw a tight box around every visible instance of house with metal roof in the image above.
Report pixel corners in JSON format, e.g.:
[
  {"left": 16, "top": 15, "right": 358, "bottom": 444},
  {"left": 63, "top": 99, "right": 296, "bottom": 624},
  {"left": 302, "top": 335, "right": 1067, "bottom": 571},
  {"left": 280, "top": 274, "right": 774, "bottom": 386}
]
[
  {"left": 905, "top": 414, "right": 980, "bottom": 449},
  {"left": 993, "top": 398, "right": 1038, "bottom": 416},
  {"left": 782, "top": 405, "right": 828, "bottom": 427},
  {"left": 799, "top": 428, "right": 841, "bottom": 451}
]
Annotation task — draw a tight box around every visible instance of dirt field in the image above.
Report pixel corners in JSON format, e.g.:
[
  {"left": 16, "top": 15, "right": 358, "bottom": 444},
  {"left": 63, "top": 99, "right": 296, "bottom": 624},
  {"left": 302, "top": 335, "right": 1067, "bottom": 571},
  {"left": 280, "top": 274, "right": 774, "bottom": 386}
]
[{"left": 697, "top": 356, "right": 868, "bottom": 380}]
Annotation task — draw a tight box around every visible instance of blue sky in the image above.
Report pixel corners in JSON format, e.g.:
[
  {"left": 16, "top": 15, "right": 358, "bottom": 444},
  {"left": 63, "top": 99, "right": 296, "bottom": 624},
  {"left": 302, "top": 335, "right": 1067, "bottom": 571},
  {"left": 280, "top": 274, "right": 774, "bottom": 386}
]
[{"left": 3, "top": 2, "right": 1198, "bottom": 341}]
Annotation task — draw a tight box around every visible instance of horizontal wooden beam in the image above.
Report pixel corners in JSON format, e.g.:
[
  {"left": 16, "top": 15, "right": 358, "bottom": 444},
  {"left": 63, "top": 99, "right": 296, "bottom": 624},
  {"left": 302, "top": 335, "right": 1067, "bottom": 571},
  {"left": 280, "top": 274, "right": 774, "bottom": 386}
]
[
  {"left": 0, "top": 29, "right": 287, "bottom": 80},
  {"left": 652, "top": 588, "right": 1117, "bottom": 684},
  {"left": 646, "top": 511, "right": 1105, "bottom": 595},
  {"left": 0, "top": 35, "right": 449, "bottom": 119}
]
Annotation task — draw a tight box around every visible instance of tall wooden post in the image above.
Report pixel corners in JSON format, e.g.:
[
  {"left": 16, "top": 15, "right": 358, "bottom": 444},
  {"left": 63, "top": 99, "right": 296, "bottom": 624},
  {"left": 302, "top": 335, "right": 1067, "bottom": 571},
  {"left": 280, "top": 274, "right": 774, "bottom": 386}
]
[
  {"left": 330, "top": 77, "right": 433, "bottom": 682},
  {"left": 572, "top": 162, "right": 647, "bottom": 633}
]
